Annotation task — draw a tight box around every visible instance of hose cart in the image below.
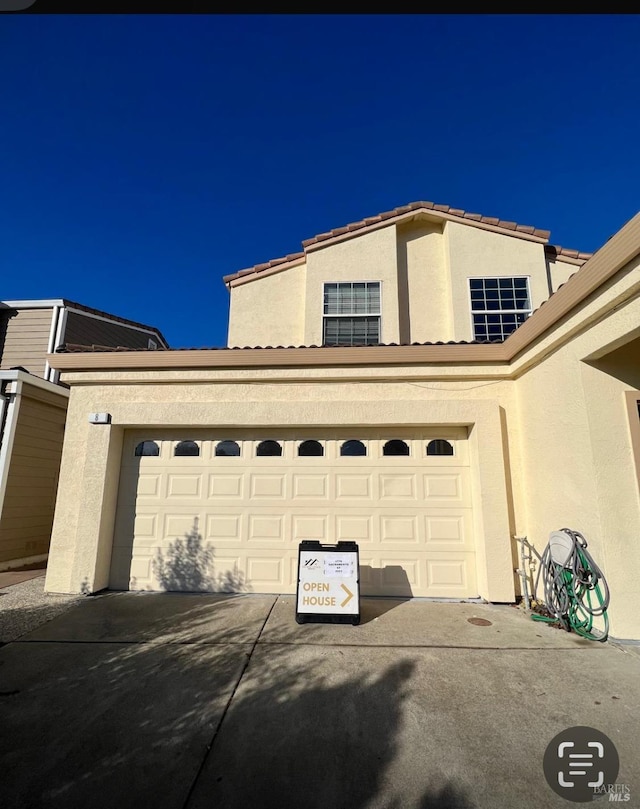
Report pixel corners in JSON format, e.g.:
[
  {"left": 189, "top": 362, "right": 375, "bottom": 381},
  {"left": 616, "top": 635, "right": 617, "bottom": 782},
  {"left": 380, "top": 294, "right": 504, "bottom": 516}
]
[{"left": 531, "top": 528, "right": 610, "bottom": 642}]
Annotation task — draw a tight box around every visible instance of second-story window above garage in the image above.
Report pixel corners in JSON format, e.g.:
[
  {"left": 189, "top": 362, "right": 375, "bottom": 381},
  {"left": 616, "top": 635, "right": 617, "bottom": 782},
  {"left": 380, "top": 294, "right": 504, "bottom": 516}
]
[
  {"left": 323, "top": 282, "right": 381, "bottom": 346},
  {"left": 469, "top": 277, "right": 532, "bottom": 342}
]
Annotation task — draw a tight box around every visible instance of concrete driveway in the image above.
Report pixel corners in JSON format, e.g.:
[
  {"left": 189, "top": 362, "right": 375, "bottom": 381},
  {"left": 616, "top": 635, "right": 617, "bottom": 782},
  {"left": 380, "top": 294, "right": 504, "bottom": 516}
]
[{"left": 1, "top": 591, "right": 639, "bottom": 809}]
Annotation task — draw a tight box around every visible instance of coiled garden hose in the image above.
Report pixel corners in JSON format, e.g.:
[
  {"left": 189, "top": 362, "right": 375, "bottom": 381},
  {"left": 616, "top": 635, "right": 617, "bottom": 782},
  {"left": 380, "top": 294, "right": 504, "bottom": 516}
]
[{"left": 531, "top": 528, "right": 610, "bottom": 642}]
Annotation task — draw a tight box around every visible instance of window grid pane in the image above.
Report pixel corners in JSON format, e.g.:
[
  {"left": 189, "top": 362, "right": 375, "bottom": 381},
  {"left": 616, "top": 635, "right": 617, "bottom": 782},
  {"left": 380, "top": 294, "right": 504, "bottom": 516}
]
[
  {"left": 469, "top": 277, "right": 531, "bottom": 341},
  {"left": 323, "top": 282, "right": 381, "bottom": 346},
  {"left": 324, "top": 282, "right": 380, "bottom": 315},
  {"left": 323, "top": 316, "right": 380, "bottom": 346}
]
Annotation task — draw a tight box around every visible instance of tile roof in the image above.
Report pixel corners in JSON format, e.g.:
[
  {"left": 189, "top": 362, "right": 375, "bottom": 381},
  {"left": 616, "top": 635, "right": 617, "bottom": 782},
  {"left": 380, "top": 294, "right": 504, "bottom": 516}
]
[
  {"left": 224, "top": 200, "right": 591, "bottom": 285},
  {"left": 56, "top": 339, "right": 496, "bottom": 354},
  {"left": 61, "top": 299, "right": 169, "bottom": 345},
  {"left": 544, "top": 245, "right": 592, "bottom": 262}
]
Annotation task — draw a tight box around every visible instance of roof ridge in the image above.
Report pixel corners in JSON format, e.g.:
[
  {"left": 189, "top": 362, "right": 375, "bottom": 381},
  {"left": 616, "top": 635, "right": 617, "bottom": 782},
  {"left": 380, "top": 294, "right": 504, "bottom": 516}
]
[{"left": 224, "top": 200, "right": 589, "bottom": 285}]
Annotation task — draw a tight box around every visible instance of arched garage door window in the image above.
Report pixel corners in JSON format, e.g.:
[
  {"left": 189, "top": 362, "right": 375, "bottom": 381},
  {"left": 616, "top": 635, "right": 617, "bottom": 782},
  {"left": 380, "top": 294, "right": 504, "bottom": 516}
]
[
  {"left": 383, "top": 439, "right": 410, "bottom": 456},
  {"left": 298, "top": 440, "right": 324, "bottom": 457},
  {"left": 256, "top": 440, "right": 283, "bottom": 457},
  {"left": 340, "top": 440, "right": 366, "bottom": 457},
  {"left": 134, "top": 441, "right": 159, "bottom": 457},
  {"left": 426, "top": 439, "right": 454, "bottom": 456},
  {"left": 216, "top": 440, "right": 241, "bottom": 457},
  {"left": 174, "top": 440, "right": 199, "bottom": 457}
]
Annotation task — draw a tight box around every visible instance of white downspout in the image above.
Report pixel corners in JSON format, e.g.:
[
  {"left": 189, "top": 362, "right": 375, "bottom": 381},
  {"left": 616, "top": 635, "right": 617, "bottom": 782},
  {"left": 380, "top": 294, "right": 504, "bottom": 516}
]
[
  {"left": 44, "top": 305, "right": 61, "bottom": 382},
  {"left": 50, "top": 307, "right": 68, "bottom": 385}
]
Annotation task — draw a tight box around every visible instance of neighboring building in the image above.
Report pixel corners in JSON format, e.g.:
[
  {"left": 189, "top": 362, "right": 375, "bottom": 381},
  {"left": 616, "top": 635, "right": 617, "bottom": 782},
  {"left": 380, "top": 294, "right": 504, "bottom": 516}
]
[
  {"left": 43, "top": 203, "right": 640, "bottom": 640},
  {"left": 0, "top": 299, "right": 169, "bottom": 570}
]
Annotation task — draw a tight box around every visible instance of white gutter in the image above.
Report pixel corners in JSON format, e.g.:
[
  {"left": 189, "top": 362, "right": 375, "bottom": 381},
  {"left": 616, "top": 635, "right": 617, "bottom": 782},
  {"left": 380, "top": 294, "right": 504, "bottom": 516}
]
[{"left": 2, "top": 299, "right": 65, "bottom": 309}]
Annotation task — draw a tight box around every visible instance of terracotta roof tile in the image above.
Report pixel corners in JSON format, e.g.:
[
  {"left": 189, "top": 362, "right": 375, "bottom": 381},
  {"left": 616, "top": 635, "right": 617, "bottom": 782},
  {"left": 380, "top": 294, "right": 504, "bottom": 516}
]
[
  {"left": 545, "top": 245, "right": 593, "bottom": 261},
  {"left": 223, "top": 200, "right": 591, "bottom": 285},
  {"left": 56, "top": 339, "right": 499, "bottom": 354}
]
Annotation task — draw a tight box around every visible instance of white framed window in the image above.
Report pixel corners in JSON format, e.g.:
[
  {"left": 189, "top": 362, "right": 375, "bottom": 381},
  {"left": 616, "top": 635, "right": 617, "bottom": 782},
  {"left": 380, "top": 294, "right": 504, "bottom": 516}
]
[
  {"left": 469, "top": 277, "right": 532, "bottom": 342},
  {"left": 323, "top": 281, "right": 381, "bottom": 346}
]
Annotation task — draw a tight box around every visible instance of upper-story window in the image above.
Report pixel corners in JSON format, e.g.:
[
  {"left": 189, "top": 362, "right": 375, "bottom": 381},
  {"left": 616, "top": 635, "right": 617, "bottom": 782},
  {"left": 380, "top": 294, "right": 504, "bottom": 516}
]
[
  {"left": 323, "top": 282, "right": 381, "bottom": 346},
  {"left": 469, "top": 277, "right": 532, "bottom": 342}
]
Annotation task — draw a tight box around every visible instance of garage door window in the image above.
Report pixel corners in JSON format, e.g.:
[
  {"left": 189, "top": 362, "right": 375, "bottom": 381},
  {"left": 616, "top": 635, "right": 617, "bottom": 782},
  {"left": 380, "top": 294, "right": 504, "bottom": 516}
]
[
  {"left": 134, "top": 440, "right": 160, "bottom": 457},
  {"left": 256, "top": 440, "right": 283, "bottom": 457},
  {"left": 174, "top": 440, "right": 199, "bottom": 457},
  {"left": 298, "top": 440, "right": 324, "bottom": 457},
  {"left": 340, "top": 439, "right": 366, "bottom": 456},
  {"left": 215, "top": 440, "right": 241, "bottom": 457},
  {"left": 383, "top": 439, "right": 410, "bottom": 456},
  {"left": 427, "top": 439, "right": 454, "bottom": 456}
]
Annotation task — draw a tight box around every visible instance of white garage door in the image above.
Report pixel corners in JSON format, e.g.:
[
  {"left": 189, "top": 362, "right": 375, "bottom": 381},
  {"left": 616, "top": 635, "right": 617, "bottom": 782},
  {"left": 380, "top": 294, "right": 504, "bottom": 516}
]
[{"left": 110, "top": 429, "right": 477, "bottom": 598}]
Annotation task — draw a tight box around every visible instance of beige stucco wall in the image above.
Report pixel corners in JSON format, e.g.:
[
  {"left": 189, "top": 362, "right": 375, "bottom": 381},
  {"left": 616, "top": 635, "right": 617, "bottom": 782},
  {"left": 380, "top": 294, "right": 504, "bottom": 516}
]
[
  {"left": 227, "top": 220, "right": 558, "bottom": 349},
  {"left": 227, "top": 263, "right": 306, "bottom": 348},
  {"left": 303, "top": 226, "right": 401, "bottom": 346},
  {"left": 445, "top": 221, "right": 551, "bottom": 342},
  {"left": 397, "top": 220, "right": 453, "bottom": 343},
  {"left": 514, "top": 261, "right": 640, "bottom": 640},
  {"left": 548, "top": 258, "right": 579, "bottom": 293},
  {"left": 45, "top": 369, "right": 520, "bottom": 604}
]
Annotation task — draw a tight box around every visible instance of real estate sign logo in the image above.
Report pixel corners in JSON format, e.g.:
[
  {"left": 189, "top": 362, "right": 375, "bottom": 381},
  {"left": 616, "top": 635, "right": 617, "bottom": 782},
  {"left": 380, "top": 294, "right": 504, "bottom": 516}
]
[{"left": 543, "top": 726, "right": 628, "bottom": 802}]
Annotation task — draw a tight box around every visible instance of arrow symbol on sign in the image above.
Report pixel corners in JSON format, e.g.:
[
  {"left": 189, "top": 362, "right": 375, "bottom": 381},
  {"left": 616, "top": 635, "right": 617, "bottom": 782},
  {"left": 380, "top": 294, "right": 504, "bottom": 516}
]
[{"left": 340, "top": 584, "right": 354, "bottom": 608}]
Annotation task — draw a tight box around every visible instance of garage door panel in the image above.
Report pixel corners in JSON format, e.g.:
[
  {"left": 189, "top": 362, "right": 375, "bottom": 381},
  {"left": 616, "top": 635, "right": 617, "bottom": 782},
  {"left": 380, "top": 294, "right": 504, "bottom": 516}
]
[
  {"left": 424, "top": 512, "right": 474, "bottom": 550},
  {"left": 378, "top": 474, "right": 417, "bottom": 500},
  {"left": 137, "top": 474, "right": 162, "bottom": 499},
  {"left": 426, "top": 557, "right": 474, "bottom": 590},
  {"left": 208, "top": 474, "right": 244, "bottom": 499},
  {"left": 291, "top": 474, "right": 329, "bottom": 499},
  {"left": 166, "top": 474, "right": 202, "bottom": 499},
  {"left": 335, "top": 514, "right": 373, "bottom": 542},
  {"left": 246, "top": 555, "right": 285, "bottom": 589},
  {"left": 335, "top": 473, "right": 373, "bottom": 499},
  {"left": 291, "top": 514, "right": 328, "bottom": 541},
  {"left": 164, "top": 513, "right": 202, "bottom": 540},
  {"left": 133, "top": 514, "right": 157, "bottom": 539},
  {"left": 249, "top": 474, "right": 286, "bottom": 499},
  {"left": 423, "top": 471, "right": 469, "bottom": 504},
  {"left": 204, "top": 513, "right": 242, "bottom": 542},
  {"left": 380, "top": 515, "right": 419, "bottom": 543},
  {"left": 248, "top": 514, "right": 286, "bottom": 542},
  {"left": 111, "top": 430, "right": 478, "bottom": 598}
]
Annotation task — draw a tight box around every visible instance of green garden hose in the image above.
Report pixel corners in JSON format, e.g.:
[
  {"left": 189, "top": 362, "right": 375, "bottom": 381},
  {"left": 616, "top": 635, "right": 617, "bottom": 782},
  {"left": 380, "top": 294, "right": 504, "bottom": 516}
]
[{"left": 531, "top": 528, "right": 610, "bottom": 642}]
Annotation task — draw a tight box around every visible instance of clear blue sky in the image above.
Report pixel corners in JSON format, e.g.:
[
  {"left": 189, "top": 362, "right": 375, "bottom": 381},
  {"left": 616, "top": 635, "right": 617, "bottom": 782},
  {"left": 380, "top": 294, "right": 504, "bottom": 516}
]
[{"left": 2, "top": 14, "right": 638, "bottom": 349}]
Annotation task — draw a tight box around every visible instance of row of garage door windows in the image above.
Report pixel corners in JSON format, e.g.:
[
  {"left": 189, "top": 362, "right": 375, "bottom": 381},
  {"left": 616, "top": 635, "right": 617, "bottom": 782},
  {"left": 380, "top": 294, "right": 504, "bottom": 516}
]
[{"left": 134, "top": 439, "right": 455, "bottom": 458}]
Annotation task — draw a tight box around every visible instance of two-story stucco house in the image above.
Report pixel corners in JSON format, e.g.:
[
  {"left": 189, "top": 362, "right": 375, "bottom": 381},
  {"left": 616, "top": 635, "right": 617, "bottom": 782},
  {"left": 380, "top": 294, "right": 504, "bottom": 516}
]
[
  {"left": 42, "top": 202, "right": 640, "bottom": 641},
  {"left": 0, "top": 299, "right": 168, "bottom": 570}
]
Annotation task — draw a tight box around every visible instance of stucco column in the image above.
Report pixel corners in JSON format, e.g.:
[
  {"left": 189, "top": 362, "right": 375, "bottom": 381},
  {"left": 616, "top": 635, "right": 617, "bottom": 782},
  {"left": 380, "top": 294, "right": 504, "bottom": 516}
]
[{"left": 45, "top": 397, "right": 123, "bottom": 594}]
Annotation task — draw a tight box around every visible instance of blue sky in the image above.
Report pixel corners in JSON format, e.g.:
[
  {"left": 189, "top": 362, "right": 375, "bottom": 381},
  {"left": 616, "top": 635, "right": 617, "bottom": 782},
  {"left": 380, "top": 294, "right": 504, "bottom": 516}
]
[{"left": 1, "top": 14, "right": 639, "bottom": 349}]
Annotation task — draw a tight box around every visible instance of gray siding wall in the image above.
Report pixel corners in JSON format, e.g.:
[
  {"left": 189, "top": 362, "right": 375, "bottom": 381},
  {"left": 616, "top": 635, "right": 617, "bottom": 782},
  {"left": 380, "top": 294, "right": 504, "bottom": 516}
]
[{"left": 0, "top": 308, "right": 54, "bottom": 378}]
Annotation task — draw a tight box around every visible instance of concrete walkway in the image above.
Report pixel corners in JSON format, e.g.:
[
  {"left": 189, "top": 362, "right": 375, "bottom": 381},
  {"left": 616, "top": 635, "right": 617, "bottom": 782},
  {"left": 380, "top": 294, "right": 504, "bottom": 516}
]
[{"left": 1, "top": 590, "right": 639, "bottom": 809}]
